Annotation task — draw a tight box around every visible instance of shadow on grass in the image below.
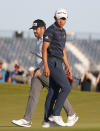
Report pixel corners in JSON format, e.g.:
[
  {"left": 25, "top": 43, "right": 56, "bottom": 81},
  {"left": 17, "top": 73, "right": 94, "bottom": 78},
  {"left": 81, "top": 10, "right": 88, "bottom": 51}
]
[{"left": 0, "top": 126, "right": 20, "bottom": 128}]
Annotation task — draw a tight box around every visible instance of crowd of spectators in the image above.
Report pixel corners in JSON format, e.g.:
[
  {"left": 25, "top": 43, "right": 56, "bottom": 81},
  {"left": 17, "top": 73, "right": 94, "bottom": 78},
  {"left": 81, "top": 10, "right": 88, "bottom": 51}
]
[
  {"left": 80, "top": 64, "right": 100, "bottom": 92},
  {"left": 0, "top": 59, "right": 35, "bottom": 85},
  {"left": 0, "top": 58, "right": 100, "bottom": 92}
]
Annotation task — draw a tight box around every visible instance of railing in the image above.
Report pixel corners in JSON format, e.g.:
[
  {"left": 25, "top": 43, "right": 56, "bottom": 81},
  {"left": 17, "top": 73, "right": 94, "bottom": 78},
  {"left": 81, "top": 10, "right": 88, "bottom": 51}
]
[{"left": 0, "top": 30, "right": 100, "bottom": 40}]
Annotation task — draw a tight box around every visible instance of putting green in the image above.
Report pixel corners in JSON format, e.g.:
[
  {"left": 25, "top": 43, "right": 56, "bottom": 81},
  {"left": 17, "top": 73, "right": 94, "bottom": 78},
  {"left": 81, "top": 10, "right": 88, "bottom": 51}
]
[{"left": 0, "top": 83, "right": 100, "bottom": 131}]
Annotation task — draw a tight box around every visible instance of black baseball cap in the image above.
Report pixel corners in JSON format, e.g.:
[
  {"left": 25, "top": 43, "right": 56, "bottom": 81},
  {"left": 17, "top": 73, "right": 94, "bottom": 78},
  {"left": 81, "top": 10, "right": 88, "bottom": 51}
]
[{"left": 29, "top": 19, "right": 46, "bottom": 30}]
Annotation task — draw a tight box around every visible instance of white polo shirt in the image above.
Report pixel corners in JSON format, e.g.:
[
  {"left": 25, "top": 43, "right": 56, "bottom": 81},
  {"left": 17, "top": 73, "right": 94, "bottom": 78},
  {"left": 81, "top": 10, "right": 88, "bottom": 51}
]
[{"left": 33, "top": 37, "right": 43, "bottom": 69}]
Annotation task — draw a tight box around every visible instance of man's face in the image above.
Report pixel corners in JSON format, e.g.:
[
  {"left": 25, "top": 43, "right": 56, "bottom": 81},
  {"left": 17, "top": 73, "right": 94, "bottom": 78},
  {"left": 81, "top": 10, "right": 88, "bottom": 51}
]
[
  {"left": 33, "top": 27, "right": 45, "bottom": 38},
  {"left": 56, "top": 18, "right": 67, "bottom": 29},
  {"left": 15, "top": 65, "right": 19, "bottom": 72}
]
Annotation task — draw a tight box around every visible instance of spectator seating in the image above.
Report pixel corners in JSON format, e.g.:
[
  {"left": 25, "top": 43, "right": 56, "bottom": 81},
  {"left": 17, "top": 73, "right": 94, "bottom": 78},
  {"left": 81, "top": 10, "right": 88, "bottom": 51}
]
[{"left": 0, "top": 38, "right": 100, "bottom": 84}]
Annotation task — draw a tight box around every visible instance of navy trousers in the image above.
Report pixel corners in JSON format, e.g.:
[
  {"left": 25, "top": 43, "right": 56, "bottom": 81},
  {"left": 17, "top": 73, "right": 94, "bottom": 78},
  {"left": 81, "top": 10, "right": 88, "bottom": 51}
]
[{"left": 44, "top": 58, "right": 71, "bottom": 121}]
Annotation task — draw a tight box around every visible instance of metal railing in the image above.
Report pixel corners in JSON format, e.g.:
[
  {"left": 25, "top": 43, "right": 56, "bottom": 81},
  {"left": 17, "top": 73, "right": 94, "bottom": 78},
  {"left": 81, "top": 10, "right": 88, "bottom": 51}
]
[{"left": 0, "top": 30, "right": 100, "bottom": 40}]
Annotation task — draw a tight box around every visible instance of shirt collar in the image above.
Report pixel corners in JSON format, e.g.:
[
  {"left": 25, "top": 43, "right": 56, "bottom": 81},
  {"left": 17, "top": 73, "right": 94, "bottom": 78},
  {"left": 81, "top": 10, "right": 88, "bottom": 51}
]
[{"left": 37, "top": 37, "right": 43, "bottom": 41}]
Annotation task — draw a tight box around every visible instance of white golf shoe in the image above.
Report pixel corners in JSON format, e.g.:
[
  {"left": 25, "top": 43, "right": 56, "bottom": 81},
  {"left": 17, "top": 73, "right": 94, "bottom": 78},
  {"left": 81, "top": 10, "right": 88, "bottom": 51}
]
[
  {"left": 42, "top": 120, "right": 59, "bottom": 128},
  {"left": 42, "top": 121, "right": 51, "bottom": 128},
  {"left": 65, "top": 114, "right": 79, "bottom": 126},
  {"left": 12, "top": 119, "right": 32, "bottom": 127},
  {"left": 48, "top": 115, "right": 66, "bottom": 126}
]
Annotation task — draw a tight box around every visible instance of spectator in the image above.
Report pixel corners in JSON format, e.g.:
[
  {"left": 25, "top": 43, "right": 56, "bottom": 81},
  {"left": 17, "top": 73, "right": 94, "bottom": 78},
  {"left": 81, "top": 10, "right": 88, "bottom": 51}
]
[
  {"left": 0, "top": 59, "right": 6, "bottom": 82},
  {"left": 8, "top": 66, "right": 35, "bottom": 85},
  {"left": 28, "top": 67, "right": 34, "bottom": 77},
  {"left": 8, "top": 62, "right": 25, "bottom": 84},
  {"left": 80, "top": 69, "right": 92, "bottom": 91},
  {"left": 80, "top": 63, "right": 99, "bottom": 91}
]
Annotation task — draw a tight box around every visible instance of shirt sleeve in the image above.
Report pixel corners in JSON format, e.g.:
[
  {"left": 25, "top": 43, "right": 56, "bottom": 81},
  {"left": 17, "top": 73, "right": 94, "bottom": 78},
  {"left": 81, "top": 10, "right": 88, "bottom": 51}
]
[
  {"left": 38, "top": 61, "right": 43, "bottom": 68},
  {"left": 43, "top": 28, "right": 53, "bottom": 43}
]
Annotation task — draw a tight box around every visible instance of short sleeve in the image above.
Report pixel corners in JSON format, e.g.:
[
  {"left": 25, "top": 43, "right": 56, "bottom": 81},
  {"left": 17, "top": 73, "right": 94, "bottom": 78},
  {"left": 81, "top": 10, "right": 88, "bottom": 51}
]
[{"left": 43, "top": 28, "right": 53, "bottom": 43}]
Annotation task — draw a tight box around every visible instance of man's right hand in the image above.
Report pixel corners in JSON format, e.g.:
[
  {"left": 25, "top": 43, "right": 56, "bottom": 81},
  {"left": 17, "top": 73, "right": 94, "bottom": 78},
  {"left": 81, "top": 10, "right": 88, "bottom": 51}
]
[{"left": 43, "top": 66, "right": 50, "bottom": 77}]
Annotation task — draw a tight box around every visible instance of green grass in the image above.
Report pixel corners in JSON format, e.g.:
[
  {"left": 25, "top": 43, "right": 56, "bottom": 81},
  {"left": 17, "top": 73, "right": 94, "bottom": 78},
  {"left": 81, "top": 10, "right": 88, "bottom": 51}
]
[{"left": 0, "top": 83, "right": 100, "bottom": 131}]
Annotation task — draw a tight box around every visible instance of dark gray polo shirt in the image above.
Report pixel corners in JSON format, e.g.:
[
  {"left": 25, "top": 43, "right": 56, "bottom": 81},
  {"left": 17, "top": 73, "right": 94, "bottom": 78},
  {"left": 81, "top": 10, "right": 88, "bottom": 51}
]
[{"left": 43, "top": 22, "right": 66, "bottom": 60}]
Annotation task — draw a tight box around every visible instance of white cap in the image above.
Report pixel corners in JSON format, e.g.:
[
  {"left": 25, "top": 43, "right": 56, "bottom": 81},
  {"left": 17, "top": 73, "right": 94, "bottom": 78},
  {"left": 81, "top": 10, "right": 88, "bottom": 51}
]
[{"left": 55, "top": 8, "right": 68, "bottom": 19}]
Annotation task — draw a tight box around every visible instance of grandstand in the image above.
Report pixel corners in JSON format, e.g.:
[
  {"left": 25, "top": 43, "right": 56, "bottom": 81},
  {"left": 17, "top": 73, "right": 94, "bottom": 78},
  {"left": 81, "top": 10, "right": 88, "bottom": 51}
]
[
  {"left": 0, "top": 38, "right": 36, "bottom": 70},
  {"left": 0, "top": 31, "right": 100, "bottom": 81},
  {"left": 66, "top": 39, "right": 100, "bottom": 78}
]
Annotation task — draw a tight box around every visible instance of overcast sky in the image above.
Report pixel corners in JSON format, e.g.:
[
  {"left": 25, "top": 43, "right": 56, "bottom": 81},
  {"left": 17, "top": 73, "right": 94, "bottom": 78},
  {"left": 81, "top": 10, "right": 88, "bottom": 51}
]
[{"left": 0, "top": 0, "right": 100, "bottom": 33}]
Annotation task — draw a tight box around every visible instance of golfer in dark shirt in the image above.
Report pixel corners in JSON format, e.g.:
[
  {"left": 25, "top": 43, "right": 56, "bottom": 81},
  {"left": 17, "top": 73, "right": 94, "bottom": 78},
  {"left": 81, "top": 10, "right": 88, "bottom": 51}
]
[{"left": 42, "top": 8, "right": 73, "bottom": 126}]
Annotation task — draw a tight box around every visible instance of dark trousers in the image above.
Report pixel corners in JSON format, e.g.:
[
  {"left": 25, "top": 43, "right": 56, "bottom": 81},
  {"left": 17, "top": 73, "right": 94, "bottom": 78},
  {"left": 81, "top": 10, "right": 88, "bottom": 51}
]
[{"left": 44, "top": 59, "right": 71, "bottom": 121}]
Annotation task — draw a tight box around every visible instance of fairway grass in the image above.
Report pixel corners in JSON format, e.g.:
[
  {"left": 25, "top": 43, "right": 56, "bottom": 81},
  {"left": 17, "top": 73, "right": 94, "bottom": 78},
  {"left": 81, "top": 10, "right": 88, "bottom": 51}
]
[{"left": 0, "top": 83, "right": 100, "bottom": 131}]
